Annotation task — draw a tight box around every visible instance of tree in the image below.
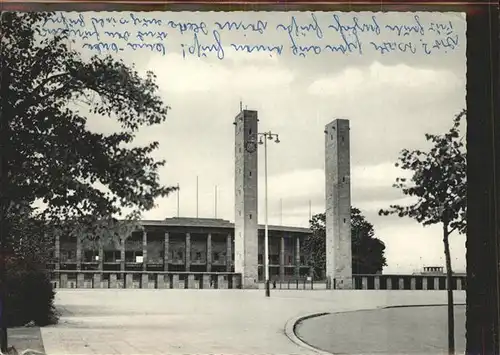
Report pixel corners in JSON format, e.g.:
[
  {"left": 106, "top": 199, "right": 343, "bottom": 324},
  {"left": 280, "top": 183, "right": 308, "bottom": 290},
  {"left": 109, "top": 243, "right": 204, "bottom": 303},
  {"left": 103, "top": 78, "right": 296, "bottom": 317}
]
[
  {"left": 303, "top": 207, "right": 387, "bottom": 280},
  {"left": 8, "top": 203, "right": 53, "bottom": 266},
  {"left": 0, "top": 12, "right": 177, "bottom": 350},
  {"left": 378, "top": 110, "right": 467, "bottom": 355},
  {"left": 351, "top": 208, "right": 388, "bottom": 274}
]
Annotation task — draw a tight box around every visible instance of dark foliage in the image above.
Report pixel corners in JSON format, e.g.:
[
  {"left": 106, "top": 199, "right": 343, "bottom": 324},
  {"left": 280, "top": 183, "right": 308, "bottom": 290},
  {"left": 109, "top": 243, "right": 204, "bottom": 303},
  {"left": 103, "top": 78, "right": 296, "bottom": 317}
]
[
  {"left": 4, "top": 257, "right": 58, "bottom": 327},
  {"left": 303, "top": 207, "right": 387, "bottom": 279}
]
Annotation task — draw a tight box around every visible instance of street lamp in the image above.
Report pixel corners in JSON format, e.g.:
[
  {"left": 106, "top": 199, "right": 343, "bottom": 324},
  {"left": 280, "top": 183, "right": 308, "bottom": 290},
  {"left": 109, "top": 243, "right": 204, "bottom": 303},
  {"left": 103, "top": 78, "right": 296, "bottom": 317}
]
[{"left": 256, "top": 131, "right": 280, "bottom": 297}]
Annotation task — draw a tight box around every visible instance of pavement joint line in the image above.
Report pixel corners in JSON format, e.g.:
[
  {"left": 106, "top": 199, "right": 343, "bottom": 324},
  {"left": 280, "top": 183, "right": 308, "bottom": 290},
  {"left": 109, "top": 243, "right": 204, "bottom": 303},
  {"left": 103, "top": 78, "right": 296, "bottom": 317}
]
[{"left": 286, "top": 303, "right": 467, "bottom": 355}]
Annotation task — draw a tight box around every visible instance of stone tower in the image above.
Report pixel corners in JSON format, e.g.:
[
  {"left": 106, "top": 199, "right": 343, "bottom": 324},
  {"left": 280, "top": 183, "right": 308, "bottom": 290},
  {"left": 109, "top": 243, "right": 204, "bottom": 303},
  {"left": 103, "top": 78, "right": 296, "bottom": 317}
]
[
  {"left": 325, "top": 119, "right": 353, "bottom": 289},
  {"left": 234, "top": 110, "right": 259, "bottom": 289}
]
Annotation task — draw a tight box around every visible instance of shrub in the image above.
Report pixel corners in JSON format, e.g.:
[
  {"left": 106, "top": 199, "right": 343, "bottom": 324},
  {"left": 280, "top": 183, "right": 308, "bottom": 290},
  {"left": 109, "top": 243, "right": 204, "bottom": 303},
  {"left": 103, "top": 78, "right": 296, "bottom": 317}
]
[{"left": 4, "top": 257, "right": 58, "bottom": 327}]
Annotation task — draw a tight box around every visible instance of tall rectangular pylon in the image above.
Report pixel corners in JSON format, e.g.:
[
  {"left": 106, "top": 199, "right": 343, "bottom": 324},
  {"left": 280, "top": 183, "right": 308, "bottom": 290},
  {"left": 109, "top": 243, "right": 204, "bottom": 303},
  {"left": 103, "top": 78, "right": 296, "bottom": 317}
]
[
  {"left": 234, "top": 110, "right": 259, "bottom": 289},
  {"left": 325, "top": 119, "right": 353, "bottom": 289}
]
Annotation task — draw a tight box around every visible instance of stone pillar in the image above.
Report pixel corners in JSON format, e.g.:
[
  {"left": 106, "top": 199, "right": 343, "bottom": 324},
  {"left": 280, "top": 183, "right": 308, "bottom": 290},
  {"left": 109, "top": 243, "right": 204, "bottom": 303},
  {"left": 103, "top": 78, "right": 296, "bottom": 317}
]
[
  {"left": 325, "top": 119, "right": 352, "bottom": 289},
  {"left": 142, "top": 230, "right": 148, "bottom": 271},
  {"left": 110, "top": 273, "right": 118, "bottom": 288},
  {"left": 126, "top": 273, "right": 133, "bottom": 289},
  {"left": 54, "top": 233, "right": 60, "bottom": 270},
  {"left": 98, "top": 243, "right": 104, "bottom": 271},
  {"left": 203, "top": 274, "right": 211, "bottom": 289},
  {"left": 295, "top": 236, "right": 300, "bottom": 277},
  {"left": 164, "top": 274, "right": 171, "bottom": 289},
  {"left": 185, "top": 233, "right": 191, "bottom": 271},
  {"left": 164, "top": 232, "right": 169, "bottom": 271},
  {"left": 188, "top": 274, "right": 196, "bottom": 288},
  {"left": 207, "top": 233, "right": 212, "bottom": 272},
  {"left": 234, "top": 110, "right": 259, "bottom": 289},
  {"left": 226, "top": 234, "right": 232, "bottom": 272},
  {"left": 76, "top": 236, "right": 82, "bottom": 270},
  {"left": 60, "top": 273, "right": 68, "bottom": 288},
  {"left": 279, "top": 235, "right": 285, "bottom": 281},
  {"left": 157, "top": 274, "right": 165, "bottom": 289},
  {"left": 398, "top": 278, "right": 404, "bottom": 290},
  {"left": 423, "top": 277, "right": 428, "bottom": 290},
  {"left": 457, "top": 278, "right": 462, "bottom": 290},
  {"left": 387, "top": 278, "right": 392, "bottom": 290},
  {"left": 362, "top": 276, "right": 368, "bottom": 290},
  {"left": 374, "top": 276, "right": 380, "bottom": 290},
  {"left": 77, "top": 273, "right": 84, "bottom": 288},
  {"left": 410, "top": 277, "right": 416, "bottom": 290},
  {"left": 172, "top": 274, "right": 179, "bottom": 288},
  {"left": 93, "top": 273, "right": 101, "bottom": 289},
  {"left": 140, "top": 273, "right": 147, "bottom": 288},
  {"left": 232, "top": 274, "right": 242, "bottom": 289},
  {"left": 120, "top": 237, "right": 125, "bottom": 272},
  {"left": 217, "top": 275, "right": 227, "bottom": 289},
  {"left": 434, "top": 277, "right": 440, "bottom": 290}
]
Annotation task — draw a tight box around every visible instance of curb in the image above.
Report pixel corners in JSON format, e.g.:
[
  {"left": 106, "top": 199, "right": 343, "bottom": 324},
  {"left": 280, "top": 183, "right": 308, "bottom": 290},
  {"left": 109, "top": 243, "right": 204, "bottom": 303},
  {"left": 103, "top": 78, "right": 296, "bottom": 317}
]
[
  {"left": 384, "top": 303, "right": 466, "bottom": 309},
  {"left": 284, "top": 313, "right": 334, "bottom": 355},
  {"left": 21, "top": 350, "right": 46, "bottom": 355},
  {"left": 285, "top": 303, "right": 466, "bottom": 355}
]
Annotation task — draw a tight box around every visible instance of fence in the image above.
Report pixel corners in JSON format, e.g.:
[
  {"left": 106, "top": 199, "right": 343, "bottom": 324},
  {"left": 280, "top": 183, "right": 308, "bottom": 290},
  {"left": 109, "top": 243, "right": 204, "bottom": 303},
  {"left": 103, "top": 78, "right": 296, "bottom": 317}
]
[
  {"left": 261, "top": 274, "right": 467, "bottom": 291},
  {"left": 49, "top": 271, "right": 466, "bottom": 291},
  {"left": 352, "top": 274, "right": 467, "bottom": 291},
  {"left": 50, "top": 270, "right": 242, "bottom": 290}
]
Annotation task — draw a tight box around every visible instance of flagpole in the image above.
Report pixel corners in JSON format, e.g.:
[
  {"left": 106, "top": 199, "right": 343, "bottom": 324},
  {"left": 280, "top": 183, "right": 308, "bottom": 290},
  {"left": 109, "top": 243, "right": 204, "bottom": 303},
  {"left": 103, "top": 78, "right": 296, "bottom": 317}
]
[
  {"left": 215, "top": 185, "right": 218, "bottom": 218},
  {"left": 196, "top": 176, "right": 199, "bottom": 218},
  {"left": 177, "top": 183, "right": 180, "bottom": 217},
  {"left": 280, "top": 198, "right": 283, "bottom": 225}
]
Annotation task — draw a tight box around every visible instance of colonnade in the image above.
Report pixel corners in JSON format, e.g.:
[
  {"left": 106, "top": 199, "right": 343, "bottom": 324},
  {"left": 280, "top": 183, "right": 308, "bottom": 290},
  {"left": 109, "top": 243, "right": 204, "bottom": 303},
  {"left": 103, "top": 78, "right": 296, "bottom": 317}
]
[{"left": 53, "top": 230, "right": 308, "bottom": 281}]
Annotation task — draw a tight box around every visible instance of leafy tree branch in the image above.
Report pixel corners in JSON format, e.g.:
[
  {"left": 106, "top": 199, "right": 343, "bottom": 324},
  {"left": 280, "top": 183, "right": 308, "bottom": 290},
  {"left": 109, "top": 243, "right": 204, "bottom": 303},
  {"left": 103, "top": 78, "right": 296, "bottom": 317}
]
[{"left": 1, "top": 12, "right": 177, "bottom": 243}]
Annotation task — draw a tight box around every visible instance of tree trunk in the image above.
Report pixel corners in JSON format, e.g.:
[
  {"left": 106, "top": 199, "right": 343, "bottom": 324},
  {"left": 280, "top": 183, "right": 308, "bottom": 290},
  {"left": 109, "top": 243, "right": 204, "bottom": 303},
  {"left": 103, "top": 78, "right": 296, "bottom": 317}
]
[
  {"left": 0, "top": 64, "right": 10, "bottom": 352},
  {"left": 443, "top": 222, "right": 455, "bottom": 355}
]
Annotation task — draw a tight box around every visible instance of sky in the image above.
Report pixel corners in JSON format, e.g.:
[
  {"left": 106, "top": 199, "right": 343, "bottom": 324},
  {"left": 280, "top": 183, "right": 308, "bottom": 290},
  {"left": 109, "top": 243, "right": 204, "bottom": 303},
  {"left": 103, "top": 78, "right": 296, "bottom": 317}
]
[{"left": 45, "top": 11, "right": 466, "bottom": 274}]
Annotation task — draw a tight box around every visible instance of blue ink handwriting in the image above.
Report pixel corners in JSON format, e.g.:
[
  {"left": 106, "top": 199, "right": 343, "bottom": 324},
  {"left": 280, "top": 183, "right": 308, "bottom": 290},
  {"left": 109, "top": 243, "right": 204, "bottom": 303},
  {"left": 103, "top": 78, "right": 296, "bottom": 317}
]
[
  {"left": 40, "top": 12, "right": 462, "bottom": 59},
  {"left": 384, "top": 15, "right": 425, "bottom": 36},
  {"left": 231, "top": 43, "right": 283, "bottom": 56},
  {"left": 181, "top": 30, "right": 225, "bottom": 59},
  {"left": 215, "top": 20, "right": 268, "bottom": 34}
]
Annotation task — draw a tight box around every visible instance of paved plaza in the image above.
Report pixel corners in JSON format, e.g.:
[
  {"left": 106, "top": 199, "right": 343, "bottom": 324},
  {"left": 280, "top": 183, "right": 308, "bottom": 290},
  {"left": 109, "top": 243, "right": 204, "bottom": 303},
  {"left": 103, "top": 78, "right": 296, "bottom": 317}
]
[{"left": 40, "top": 289, "right": 466, "bottom": 355}]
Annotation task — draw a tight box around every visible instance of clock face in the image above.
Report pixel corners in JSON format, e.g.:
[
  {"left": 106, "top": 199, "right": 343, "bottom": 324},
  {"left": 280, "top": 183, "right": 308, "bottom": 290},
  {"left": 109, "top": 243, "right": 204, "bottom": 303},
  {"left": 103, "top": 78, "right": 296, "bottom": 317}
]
[{"left": 245, "top": 141, "right": 257, "bottom": 153}]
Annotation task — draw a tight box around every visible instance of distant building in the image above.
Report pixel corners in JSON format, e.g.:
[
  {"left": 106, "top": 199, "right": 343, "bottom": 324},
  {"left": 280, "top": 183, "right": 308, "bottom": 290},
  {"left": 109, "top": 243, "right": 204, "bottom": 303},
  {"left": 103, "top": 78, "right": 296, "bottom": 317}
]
[
  {"left": 421, "top": 266, "right": 445, "bottom": 274},
  {"left": 413, "top": 266, "right": 466, "bottom": 276}
]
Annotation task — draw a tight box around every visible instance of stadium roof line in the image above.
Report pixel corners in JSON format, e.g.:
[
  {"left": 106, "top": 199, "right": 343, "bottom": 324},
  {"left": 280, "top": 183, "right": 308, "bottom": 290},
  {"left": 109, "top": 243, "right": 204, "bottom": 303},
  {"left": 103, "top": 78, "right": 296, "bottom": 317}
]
[{"left": 139, "top": 217, "right": 311, "bottom": 234}]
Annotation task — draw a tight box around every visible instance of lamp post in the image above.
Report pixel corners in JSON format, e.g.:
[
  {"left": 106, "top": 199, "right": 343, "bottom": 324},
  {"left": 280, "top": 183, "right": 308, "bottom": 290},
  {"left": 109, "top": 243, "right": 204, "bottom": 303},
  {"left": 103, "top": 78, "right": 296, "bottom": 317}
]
[{"left": 256, "top": 131, "right": 280, "bottom": 297}]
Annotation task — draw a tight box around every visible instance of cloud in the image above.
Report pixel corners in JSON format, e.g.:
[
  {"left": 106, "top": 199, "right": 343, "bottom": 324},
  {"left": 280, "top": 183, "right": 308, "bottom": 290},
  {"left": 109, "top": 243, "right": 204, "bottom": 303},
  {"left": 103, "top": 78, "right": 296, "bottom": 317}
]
[
  {"left": 356, "top": 196, "right": 417, "bottom": 213},
  {"left": 307, "top": 61, "right": 462, "bottom": 99},
  {"left": 147, "top": 53, "right": 294, "bottom": 94},
  {"left": 353, "top": 161, "right": 412, "bottom": 188},
  {"left": 227, "top": 49, "right": 281, "bottom": 64},
  {"left": 266, "top": 168, "right": 323, "bottom": 200},
  {"left": 265, "top": 162, "right": 411, "bottom": 201}
]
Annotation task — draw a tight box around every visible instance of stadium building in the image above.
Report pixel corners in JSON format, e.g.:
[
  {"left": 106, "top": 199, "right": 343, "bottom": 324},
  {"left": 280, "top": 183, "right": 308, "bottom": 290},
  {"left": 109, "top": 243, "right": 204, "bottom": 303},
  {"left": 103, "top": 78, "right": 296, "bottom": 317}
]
[{"left": 50, "top": 217, "right": 313, "bottom": 287}]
